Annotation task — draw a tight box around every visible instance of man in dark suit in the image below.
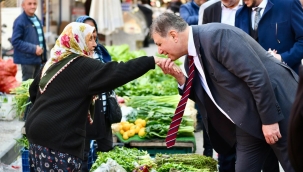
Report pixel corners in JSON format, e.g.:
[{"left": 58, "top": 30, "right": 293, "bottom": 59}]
[
  {"left": 202, "top": 1, "right": 280, "bottom": 171},
  {"left": 202, "top": 0, "right": 242, "bottom": 25},
  {"left": 235, "top": 0, "right": 303, "bottom": 74},
  {"left": 152, "top": 12, "right": 297, "bottom": 172}
]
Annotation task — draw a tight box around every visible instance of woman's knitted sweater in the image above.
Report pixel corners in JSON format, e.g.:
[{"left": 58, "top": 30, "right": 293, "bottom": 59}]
[{"left": 25, "top": 56, "right": 155, "bottom": 159}]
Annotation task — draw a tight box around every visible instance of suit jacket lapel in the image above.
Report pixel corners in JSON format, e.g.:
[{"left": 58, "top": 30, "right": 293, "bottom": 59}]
[
  {"left": 236, "top": 6, "right": 251, "bottom": 34},
  {"left": 262, "top": 0, "right": 273, "bottom": 20},
  {"left": 214, "top": 2, "right": 222, "bottom": 22}
]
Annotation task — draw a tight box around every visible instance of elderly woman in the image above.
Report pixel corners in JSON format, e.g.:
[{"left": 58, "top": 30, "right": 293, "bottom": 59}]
[
  {"left": 25, "top": 22, "right": 162, "bottom": 171},
  {"left": 75, "top": 15, "right": 113, "bottom": 172}
]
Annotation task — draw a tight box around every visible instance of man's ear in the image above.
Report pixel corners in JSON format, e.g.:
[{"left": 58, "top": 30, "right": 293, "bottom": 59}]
[{"left": 169, "top": 30, "right": 178, "bottom": 43}]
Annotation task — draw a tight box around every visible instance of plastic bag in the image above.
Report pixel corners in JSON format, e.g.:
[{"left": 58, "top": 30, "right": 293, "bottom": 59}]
[{"left": 0, "top": 58, "right": 19, "bottom": 93}]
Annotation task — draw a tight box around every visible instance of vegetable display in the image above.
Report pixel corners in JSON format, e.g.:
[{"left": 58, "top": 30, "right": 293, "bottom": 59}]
[
  {"left": 106, "top": 44, "right": 180, "bottom": 97},
  {"left": 10, "top": 79, "right": 33, "bottom": 118},
  {"left": 90, "top": 146, "right": 156, "bottom": 172},
  {"left": 155, "top": 154, "right": 218, "bottom": 172},
  {"left": 125, "top": 95, "right": 194, "bottom": 139}
]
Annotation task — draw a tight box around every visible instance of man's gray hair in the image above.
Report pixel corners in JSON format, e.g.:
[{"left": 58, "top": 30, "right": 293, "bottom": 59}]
[{"left": 150, "top": 12, "right": 188, "bottom": 37}]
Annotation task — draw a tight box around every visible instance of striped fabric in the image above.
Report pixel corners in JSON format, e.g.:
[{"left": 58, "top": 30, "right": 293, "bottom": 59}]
[
  {"left": 166, "top": 56, "right": 195, "bottom": 148},
  {"left": 94, "top": 52, "right": 107, "bottom": 113},
  {"left": 29, "top": 16, "right": 44, "bottom": 48}
]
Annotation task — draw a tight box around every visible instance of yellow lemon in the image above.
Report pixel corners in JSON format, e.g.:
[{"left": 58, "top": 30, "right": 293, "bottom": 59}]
[
  {"left": 123, "top": 132, "right": 129, "bottom": 140},
  {"left": 120, "top": 129, "right": 125, "bottom": 135},
  {"left": 122, "top": 123, "right": 131, "bottom": 131},
  {"left": 134, "top": 125, "right": 141, "bottom": 134},
  {"left": 140, "top": 120, "right": 146, "bottom": 127},
  {"left": 128, "top": 129, "right": 135, "bottom": 137},
  {"left": 135, "top": 119, "right": 143, "bottom": 125},
  {"left": 136, "top": 123, "right": 143, "bottom": 129},
  {"left": 138, "top": 128, "right": 146, "bottom": 137},
  {"left": 120, "top": 121, "right": 128, "bottom": 125}
]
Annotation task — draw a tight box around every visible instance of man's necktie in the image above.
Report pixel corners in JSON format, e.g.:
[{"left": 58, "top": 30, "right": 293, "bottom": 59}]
[
  {"left": 254, "top": 7, "right": 262, "bottom": 30},
  {"left": 166, "top": 56, "right": 195, "bottom": 148}
]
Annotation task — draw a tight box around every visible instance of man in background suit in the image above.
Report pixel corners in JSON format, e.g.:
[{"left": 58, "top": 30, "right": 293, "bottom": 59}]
[
  {"left": 202, "top": 0, "right": 242, "bottom": 25},
  {"left": 152, "top": 12, "right": 297, "bottom": 172},
  {"left": 198, "top": 0, "right": 220, "bottom": 25},
  {"left": 180, "top": 0, "right": 207, "bottom": 25},
  {"left": 235, "top": 0, "right": 303, "bottom": 74}
]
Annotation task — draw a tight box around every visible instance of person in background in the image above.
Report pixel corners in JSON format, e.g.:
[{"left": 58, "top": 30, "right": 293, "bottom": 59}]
[
  {"left": 12, "top": 0, "right": 47, "bottom": 81},
  {"left": 75, "top": 15, "right": 113, "bottom": 172},
  {"left": 235, "top": 0, "right": 303, "bottom": 74},
  {"left": 288, "top": 65, "right": 303, "bottom": 172},
  {"left": 198, "top": 0, "right": 220, "bottom": 25},
  {"left": 138, "top": 0, "right": 153, "bottom": 47},
  {"left": 25, "top": 22, "right": 163, "bottom": 171},
  {"left": 180, "top": 0, "right": 207, "bottom": 25},
  {"left": 167, "top": 0, "right": 183, "bottom": 14},
  {"left": 153, "top": 12, "right": 297, "bottom": 172}
]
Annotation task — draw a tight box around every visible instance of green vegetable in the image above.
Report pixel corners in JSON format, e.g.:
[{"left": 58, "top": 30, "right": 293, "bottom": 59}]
[
  {"left": 156, "top": 162, "right": 208, "bottom": 172},
  {"left": 15, "top": 135, "right": 29, "bottom": 149},
  {"left": 155, "top": 154, "right": 218, "bottom": 172},
  {"left": 90, "top": 147, "right": 156, "bottom": 172},
  {"left": 105, "top": 44, "right": 181, "bottom": 97},
  {"left": 10, "top": 79, "right": 33, "bottom": 118}
]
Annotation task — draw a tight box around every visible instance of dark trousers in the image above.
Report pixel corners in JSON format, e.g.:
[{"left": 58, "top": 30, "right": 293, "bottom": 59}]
[
  {"left": 218, "top": 146, "right": 236, "bottom": 172},
  {"left": 21, "top": 64, "right": 41, "bottom": 81},
  {"left": 235, "top": 126, "right": 294, "bottom": 172}
]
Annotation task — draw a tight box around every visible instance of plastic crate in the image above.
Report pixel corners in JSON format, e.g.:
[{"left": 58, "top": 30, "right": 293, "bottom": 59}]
[
  {"left": 87, "top": 140, "right": 97, "bottom": 171},
  {"left": 21, "top": 148, "right": 30, "bottom": 172},
  {"left": 136, "top": 146, "right": 193, "bottom": 157}
]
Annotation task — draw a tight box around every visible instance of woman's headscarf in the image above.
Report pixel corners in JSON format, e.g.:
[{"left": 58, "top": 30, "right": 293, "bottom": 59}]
[
  {"left": 75, "top": 16, "right": 112, "bottom": 63},
  {"left": 41, "top": 22, "right": 95, "bottom": 76}
]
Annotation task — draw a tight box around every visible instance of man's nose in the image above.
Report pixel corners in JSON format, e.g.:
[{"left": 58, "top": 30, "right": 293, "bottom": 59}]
[{"left": 158, "top": 48, "right": 163, "bottom": 54}]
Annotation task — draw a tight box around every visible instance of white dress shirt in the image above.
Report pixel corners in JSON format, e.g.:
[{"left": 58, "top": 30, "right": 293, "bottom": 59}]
[
  {"left": 251, "top": 0, "right": 268, "bottom": 29},
  {"left": 221, "top": 1, "right": 243, "bottom": 26},
  {"left": 180, "top": 27, "right": 234, "bottom": 123}
]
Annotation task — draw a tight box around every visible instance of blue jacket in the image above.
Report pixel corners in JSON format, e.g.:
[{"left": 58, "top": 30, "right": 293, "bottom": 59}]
[
  {"left": 12, "top": 12, "right": 47, "bottom": 65},
  {"left": 180, "top": 0, "right": 200, "bottom": 25},
  {"left": 235, "top": 0, "right": 303, "bottom": 73},
  {"left": 75, "top": 16, "right": 111, "bottom": 63}
]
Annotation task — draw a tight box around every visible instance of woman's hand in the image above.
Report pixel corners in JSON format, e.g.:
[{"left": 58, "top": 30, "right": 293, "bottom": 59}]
[{"left": 155, "top": 57, "right": 186, "bottom": 85}]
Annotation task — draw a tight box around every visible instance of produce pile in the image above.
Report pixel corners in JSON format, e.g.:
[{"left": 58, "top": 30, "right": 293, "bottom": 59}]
[
  {"left": 90, "top": 147, "right": 156, "bottom": 172},
  {"left": 155, "top": 154, "right": 218, "bottom": 172},
  {"left": 90, "top": 147, "right": 217, "bottom": 172},
  {"left": 10, "top": 79, "right": 33, "bottom": 118},
  {"left": 0, "top": 58, "right": 19, "bottom": 93},
  {"left": 123, "top": 95, "right": 194, "bottom": 139},
  {"left": 105, "top": 44, "right": 180, "bottom": 96},
  {"left": 118, "top": 119, "right": 147, "bottom": 140}
]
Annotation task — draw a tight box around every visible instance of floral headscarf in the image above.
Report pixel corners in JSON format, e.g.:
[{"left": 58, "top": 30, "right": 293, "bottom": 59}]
[{"left": 41, "top": 22, "right": 95, "bottom": 76}]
